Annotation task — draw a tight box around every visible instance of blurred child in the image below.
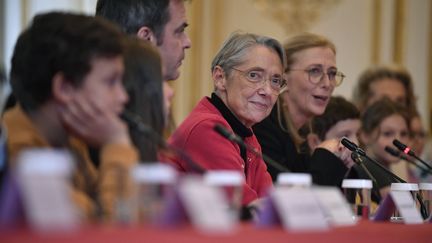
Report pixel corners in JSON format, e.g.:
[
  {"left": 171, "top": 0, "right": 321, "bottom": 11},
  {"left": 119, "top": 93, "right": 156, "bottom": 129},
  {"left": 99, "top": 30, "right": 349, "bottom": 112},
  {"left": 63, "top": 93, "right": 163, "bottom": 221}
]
[
  {"left": 303, "top": 96, "right": 361, "bottom": 168},
  {"left": 4, "top": 12, "right": 138, "bottom": 220},
  {"left": 359, "top": 97, "right": 410, "bottom": 199},
  {"left": 407, "top": 109, "right": 430, "bottom": 182}
]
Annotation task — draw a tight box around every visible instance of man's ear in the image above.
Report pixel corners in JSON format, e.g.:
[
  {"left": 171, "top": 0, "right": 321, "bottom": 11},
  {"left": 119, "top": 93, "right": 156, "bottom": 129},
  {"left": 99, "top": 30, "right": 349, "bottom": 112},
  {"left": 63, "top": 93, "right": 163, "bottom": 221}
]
[
  {"left": 358, "top": 130, "right": 370, "bottom": 146},
  {"left": 137, "top": 26, "right": 157, "bottom": 44},
  {"left": 212, "top": 66, "right": 227, "bottom": 91},
  {"left": 306, "top": 133, "right": 321, "bottom": 152},
  {"left": 52, "top": 72, "right": 74, "bottom": 103}
]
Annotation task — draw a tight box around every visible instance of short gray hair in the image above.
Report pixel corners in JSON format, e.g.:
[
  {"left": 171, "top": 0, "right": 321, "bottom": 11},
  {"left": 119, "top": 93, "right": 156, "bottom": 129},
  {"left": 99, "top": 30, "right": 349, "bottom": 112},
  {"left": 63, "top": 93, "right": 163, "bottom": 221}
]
[{"left": 211, "top": 31, "right": 287, "bottom": 76}]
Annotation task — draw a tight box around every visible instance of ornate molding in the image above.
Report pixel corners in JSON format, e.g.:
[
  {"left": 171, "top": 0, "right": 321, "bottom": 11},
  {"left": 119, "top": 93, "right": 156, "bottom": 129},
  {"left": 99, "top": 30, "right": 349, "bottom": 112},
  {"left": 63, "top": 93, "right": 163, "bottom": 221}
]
[{"left": 251, "top": 0, "right": 342, "bottom": 34}]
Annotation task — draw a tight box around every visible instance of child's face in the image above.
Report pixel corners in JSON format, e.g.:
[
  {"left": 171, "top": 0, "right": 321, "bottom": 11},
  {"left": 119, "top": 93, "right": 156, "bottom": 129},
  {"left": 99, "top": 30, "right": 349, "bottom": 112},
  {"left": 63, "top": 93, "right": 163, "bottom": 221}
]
[
  {"left": 364, "top": 114, "right": 409, "bottom": 166},
  {"left": 325, "top": 119, "right": 361, "bottom": 145},
  {"left": 409, "top": 116, "right": 427, "bottom": 155},
  {"left": 74, "top": 56, "right": 128, "bottom": 115}
]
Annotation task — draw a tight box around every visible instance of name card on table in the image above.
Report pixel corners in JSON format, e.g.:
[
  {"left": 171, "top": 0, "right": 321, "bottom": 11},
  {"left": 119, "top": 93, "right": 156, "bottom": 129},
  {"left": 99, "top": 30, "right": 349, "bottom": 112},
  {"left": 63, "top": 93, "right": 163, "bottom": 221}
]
[
  {"left": 312, "top": 186, "right": 356, "bottom": 226},
  {"left": 258, "top": 187, "right": 329, "bottom": 231},
  {"left": 160, "top": 175, "right": 236, "bottom": 233},
  {"left": 16, "top": 149, "right": 81, "bottom": 232},
  {"left": 374, "top": 190, "right": 423, "bottom": 224}
]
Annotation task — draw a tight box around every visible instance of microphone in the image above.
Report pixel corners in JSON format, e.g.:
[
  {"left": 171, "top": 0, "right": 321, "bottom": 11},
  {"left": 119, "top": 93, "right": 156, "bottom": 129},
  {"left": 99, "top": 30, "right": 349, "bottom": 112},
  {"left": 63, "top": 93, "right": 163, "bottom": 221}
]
[
  {"left": 214, "top": 124, "right": 245, "bottom": 148},
  {"left": 384, "top": 146, "right": 432, "bottom": 176},
  {"left": 213, "top": 124, "right": 290, "bottom": 173},
  {"left": 393, "top": 139, "right": 432, "bottom": 171},
  {"left": 350, "top": 151, "right": 378, "bottom": 184},
  {"left": 121, "top": 110, "right": 205, "bottom": 173},
  {"left": 342, "top": 138, "right": 428, "bottom": 219},
  {"left": 341, "top": 138, "right": 405, "bottom": 183},
  {"left": 341, "top": 138, "right": 366, "bottom": 156}
]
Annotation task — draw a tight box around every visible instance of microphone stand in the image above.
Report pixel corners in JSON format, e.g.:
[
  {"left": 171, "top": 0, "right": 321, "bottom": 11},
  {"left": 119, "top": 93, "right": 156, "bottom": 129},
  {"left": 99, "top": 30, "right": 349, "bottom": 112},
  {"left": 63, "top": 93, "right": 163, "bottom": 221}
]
[
  {"left": 393, "top": 139, "right": 432, "bottom": 171},
  {"left": 342, "top": 138, "right": 428, "bottom": 219},
  {"left": 213, "top": 124, "right": 290, "bottom": 173},
  {"left": 351, "top": 151, "right": 382, "bottom": 203},
  {"left": 122, "top": 111, "right": 205, "bottom": 174},
  {"left": 238, "top": 142, "right": 290, "bottom": 173},
  {"left": 410, "top": 154, "right": 432, "bottom": 171},
  {"left": 360, "top": 152, "right": 428, "bottom": 219},
  {"left": 351, "top": 151, "right": 377, "bottom": 185}
]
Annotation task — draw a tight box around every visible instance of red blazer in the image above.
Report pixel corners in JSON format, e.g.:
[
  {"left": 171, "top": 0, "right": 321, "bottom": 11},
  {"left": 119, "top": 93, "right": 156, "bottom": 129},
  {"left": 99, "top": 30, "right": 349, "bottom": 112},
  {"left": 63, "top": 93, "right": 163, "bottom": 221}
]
[{"left": 167, "top": 97, "right": 272, "bottom": 205}]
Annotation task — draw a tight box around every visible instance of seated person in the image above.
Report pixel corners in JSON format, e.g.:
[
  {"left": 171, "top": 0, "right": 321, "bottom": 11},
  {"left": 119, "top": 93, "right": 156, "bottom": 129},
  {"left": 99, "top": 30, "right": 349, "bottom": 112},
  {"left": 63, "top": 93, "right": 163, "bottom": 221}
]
[
  {"left": 122, "top": 37, "right": 165, "bottom": 162},
  {"left": 406, "top": 109, "right": 429, "bottom": 182},
  {"left": 359, "top": 97, "right": 410, "bottom": 200},
  {"left": 167, "top": 32, "right": 287, "bottom": 207},
  {"left": 301, "top": 96, "right": 360, "bottom": 169},
  {"left": 4, "top": 12, "right": 138, "bottom": 220},
  {"left": 252, "top": 33, "right": 349, "bottom": 186}
]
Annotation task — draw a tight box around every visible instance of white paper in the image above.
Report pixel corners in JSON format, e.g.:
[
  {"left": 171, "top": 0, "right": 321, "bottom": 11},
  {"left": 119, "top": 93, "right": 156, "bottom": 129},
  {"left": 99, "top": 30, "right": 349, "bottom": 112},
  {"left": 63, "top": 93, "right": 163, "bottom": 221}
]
[
  {"left": 390, "top": 190, "right": 423, "bottom": 224},
  {"left": 272, "top": 187, "right": 329, "bottom": 231},
  {"left": 312, "top": 186, "right": 356, "bottom": 226},
  {"left": 17, "top": 149, "right": 81, "bottom": 232},
  {"left": 178, "top": 176, "right": 236, "bottom": 233}
]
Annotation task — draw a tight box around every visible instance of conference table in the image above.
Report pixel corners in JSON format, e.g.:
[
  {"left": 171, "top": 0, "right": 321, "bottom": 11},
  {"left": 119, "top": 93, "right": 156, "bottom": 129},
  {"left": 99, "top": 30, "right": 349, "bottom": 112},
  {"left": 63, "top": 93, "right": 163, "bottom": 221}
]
[{"left": 2, "top": 220, "right": 431, "bottom": 243}]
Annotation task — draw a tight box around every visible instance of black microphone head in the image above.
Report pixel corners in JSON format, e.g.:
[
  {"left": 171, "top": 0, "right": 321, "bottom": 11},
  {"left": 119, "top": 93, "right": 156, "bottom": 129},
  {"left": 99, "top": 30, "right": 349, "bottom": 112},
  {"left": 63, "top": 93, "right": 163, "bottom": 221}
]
[
  {"left": 392, "top": 139, "right": 415, "bottom": 156},
  {"left": 392, "top": 139, "right": 407, "bottom": 151},
  {"left": 213, "top": 124, "right": 246, "bottom": 149},
  {"left": 384, "top": 146, "right": 400, "bottom": 157},
  {"left": 213, "top": 124, "right": 232, "bottom": 140},
  {"left": 341, "top": 137, "right": 357, "bottom": 152}
]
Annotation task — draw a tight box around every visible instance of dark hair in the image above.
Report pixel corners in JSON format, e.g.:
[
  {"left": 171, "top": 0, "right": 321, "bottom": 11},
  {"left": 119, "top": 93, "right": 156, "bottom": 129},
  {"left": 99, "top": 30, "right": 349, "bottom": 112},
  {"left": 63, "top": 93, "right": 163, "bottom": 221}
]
[
  {"left": 353, "top": 64, "right": 416, "bottom": 113},
  {"left": 361, "top": 97, "right": 409, "bottom": 135},
  {"left": 10, "top": 12, "right": 124, "bottom": 112},
  {"left": 307, "top": 96, "right": 360, "bottom": 140},
  {"left": 96, "top": 0, "right": 170, "bottom": 45},
  {"left": 123, "top": 37, "right": 164, "bottom": 162}
]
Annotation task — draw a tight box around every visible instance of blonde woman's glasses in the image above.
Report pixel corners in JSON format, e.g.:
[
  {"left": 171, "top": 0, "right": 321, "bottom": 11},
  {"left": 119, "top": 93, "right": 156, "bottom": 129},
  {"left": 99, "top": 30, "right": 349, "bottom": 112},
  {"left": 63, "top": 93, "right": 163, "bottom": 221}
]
[{"left": 289, "top": 67, "right": 345, "bottom": 87}]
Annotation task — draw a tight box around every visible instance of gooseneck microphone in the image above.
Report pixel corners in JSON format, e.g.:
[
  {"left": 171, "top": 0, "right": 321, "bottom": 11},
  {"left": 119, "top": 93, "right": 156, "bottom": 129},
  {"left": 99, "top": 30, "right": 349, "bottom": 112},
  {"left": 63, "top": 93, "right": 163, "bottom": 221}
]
[
  {"left": 342, "top": 138, "right": 428, "bottom": 219},
  {"left": 121, "top": 110, "right": 205, "bottom": 173},
  {"left": 213, "top": 124, "right": 290, "bottom": 173},
  {"left": 341, "top": 138, "right": 366, "bottom": 156},
  {"left": 350, "top": 151, "right": 378, "bottom": 184},
  {"left": 384, "top": 146, "right": 432, "bottom": 176},
  {"left": 393, "top": 139, "right": 432, "bottom": 171},
  {"left": 341, "top": 138, "right": 405, "bottom": 183}
]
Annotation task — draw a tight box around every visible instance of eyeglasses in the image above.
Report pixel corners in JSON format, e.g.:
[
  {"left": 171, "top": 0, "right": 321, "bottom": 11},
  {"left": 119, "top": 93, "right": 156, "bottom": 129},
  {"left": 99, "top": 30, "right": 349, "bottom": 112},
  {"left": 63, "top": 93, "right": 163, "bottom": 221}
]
[
  {"left": 232, "top": 67, "right": 287, "bottom": 93},
  {"left": 289, "top": 67, "right": 345, "bottom": 86}
]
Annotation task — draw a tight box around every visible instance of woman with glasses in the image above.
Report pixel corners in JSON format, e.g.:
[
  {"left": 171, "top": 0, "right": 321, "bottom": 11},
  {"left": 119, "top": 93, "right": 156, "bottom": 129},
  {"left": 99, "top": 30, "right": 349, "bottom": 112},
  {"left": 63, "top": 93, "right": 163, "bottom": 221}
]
[
  {"left": 167, "top": 32, "right": 286, "bottom": 207},
  {"left": 253, "top": 33, "right": 351, "bottom": 186}
]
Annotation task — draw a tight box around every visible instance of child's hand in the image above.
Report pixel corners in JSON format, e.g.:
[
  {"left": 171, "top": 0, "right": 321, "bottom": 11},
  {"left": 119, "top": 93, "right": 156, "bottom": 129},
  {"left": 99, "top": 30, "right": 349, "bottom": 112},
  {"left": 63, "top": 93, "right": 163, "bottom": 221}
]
[
  {"left": 317, "top": 139, "right": 355, "bottom": 168},
  {"left": 59, "top": 93, "right": 131, "bottom": 147}
]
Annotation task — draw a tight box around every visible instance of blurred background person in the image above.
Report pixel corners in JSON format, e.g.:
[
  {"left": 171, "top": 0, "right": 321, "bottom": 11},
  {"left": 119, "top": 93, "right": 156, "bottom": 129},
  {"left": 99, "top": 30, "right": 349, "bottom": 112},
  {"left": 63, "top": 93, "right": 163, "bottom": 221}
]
[
  {"left": 96, "top": 0, "right": 192, "bottom": 129},
  {"left": 352, "top": 65, "right": 418, "bottom": 181},
  {"left": 301, "top": 96, "right": 361, "bottom": 169},
  {"left": 253, "top": 33, "right": 350, "bottom": 186},
  {"left": 359, "top": 97, "right": 410, "bottom": 199},
  {"left": 406, "top": 109, "right": 430, "bottom": 182},
  {"left": 122, "top": 37, "right": 165, "bottom": 163},
  {"left": 167, "top": 32, "right": 287, "bottom": 208},
  {"left": 4, "top": 12, "right": 137, "bottom": 220},
  {"left": 352, "top": 65, "right": 416, "bottom": 114}
]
